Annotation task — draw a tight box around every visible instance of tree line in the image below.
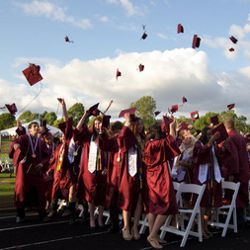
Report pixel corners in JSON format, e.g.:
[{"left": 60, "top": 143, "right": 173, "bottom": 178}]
[{"left": 0, "top": 96, "right": 249, "bottom": 134}]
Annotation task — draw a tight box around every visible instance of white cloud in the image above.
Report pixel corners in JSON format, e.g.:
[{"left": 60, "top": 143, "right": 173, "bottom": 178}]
[
  {"left": 100, "top": 16, "right": 109, "bottom": 22},
  {"left": 1, "top": 48, "right": 249, "bottom": 120},
  {"left": 157, "top": 33, "right": 168, "bottom": 40},
  {"left": 105, "top": 0, "right": 138, "bottom": 16},
  {"left": 14, "top": 0, "right": 92, "bottom": 29}
]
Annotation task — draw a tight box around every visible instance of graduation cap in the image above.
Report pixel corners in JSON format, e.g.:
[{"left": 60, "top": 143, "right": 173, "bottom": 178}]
[
  {"left": 229, "top": 48, "right": 235, "bottom": 52},
  {"left": 192, "top": 34, "right": 201, "bottom": 49},
  {"left": 182, "top": 96, "right": 187, "bottom": 103},
  {"left": 5, "top": 103, "right": 17, "bottom": 115},
  {"left": 88, "top": 103, "right": 100, "bottom": 116},
  {"left": 227, "top": 103, "right": 235, "bottom": 110},
  {"left": 22, "top": 63, "right": 43, "bottom": 86},
  {"left": 190, "top": 111, "right": 199, "bottom": 121},
  {"left": 229, "top": 36, "right": 238, "bottom": 44},
  {"left": 210, "top": 115, "right": 219, "bottom": 126},
  {"left": 169, "top": 104, "right": 179, "bottom": 114},
  {"left": 177, "top": 24, "right": 184, "bottom": 33},
  {"left": 141, "top": 25, "right": 148, "bottom": 40},
  {"left": 65, "top": 35, "right": 73, "bottom": 43},
  {"left": 211, "top": 123, "right": 228, "bottom": 144},
  {"left": 102, "top": 115, "right": 111, "bottom": 128},
  {"left": 154, "top": 111, "right": 161, "bottom": 117},
  {"left": 138, "top": 64, "right": 144, "bottom": 72},
  {"left": 118, "top": 107, "right": 136, "bottom": 118},
  {"left": 116, "top": 69, "right": 122, "bottom": 80}
]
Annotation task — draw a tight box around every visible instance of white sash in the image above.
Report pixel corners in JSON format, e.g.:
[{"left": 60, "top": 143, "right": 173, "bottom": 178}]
[
  {"left": 198, "top": 164, "right": 208, "bottom": 183},
  {"left": 128, "top": 147, "right": 137, "bottom": 177},
  {"left": 68, "top": 138, "right": 76, "bottom": 164},
  {"left": 211, "top": 145, "right": 222, "bottom": 183},
  {"left": 171, "top": 156, "right": 179, "bottom": 178},
  {"left": 88, "top": 135, "right": 98, "bottom": 173}
]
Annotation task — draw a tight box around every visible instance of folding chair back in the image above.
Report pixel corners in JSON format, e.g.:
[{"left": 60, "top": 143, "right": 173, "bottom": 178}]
[
  {"left": 209, "top": 181, "right": 240, "bottom": 237},
  {"left": 160, "top": 184, "right": 206, "bottom": 247}
]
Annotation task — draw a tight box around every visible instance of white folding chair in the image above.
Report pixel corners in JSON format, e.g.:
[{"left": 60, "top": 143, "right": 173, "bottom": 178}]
[
  {"left": 209, "top": 181, "right": 240, "bottom": 237},
  {"left": 160, "top": 184, "right": 206, "bottom": 247},
  {"left": 139, "top": 181, "right": 181, "bottom": 235}
]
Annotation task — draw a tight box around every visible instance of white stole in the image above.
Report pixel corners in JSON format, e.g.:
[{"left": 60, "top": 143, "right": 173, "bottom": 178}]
[
  {"left": 128, "top": 147, "right": 137, "bottom": 177},
  {"left": 88, "top": 135, "right": 98, "bottom": 173},
  {"left": 198, "top": 164, "right": 208, "bottom": 183},
  {"left": 68, "top": 138, "right": 76, "bottom": 164},
  {"left": 171, "top": 156, "right": 179, "bottom": 178},
  {"left": 211, "top": 145, "right": 222, "bottom": 183}
]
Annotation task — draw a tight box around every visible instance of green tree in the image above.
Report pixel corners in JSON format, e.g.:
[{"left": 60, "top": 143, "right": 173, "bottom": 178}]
[
  {"left": 193, "top": 112, "right": 219, "bottom": 131},
  {"left": 18, "top": 111, "right": 39, "bottom": 123},
  {"left": 53, "top": 118, "right": 64, "bottom": 128},
  {"left": 130, "top": 96, "right": 156, "bottom": 129},
  {"left": 68, "top": 103, "right": 85, "bottom": 126},
  {"left": 40, "top": 111, "right": 57, "bottom": 125},
  {"left": 0, "top": 113, "right": 16, "bottom": 130}
]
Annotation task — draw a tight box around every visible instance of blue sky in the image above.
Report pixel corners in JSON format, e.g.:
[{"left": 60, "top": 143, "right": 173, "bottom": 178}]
[{"left": 0, "top": 0, "right": 250, "bottom": 120}]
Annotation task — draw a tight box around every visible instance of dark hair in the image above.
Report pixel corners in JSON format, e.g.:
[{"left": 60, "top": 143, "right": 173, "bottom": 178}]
[
  {"left": 199, "top": 127, "right": 209, "bottom": 145},
  {"left": 147, "top": 123, "right": 164, "bottom": 140},
  {"left": 28, "top": 121, "right": 39, "bottom": 130}
]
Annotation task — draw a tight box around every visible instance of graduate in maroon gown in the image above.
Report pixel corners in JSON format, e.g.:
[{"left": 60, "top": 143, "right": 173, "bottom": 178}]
[
  {"left": 192, "top": 127, "right": 223, "bottom": 238},
  {"left": 143, "top": 121, "right": 180, "bottom": 249},
  {"left": 45, "top": 99, "right": 80, "bottom": 223},
  {"left": 10, "top": 121, "right": 50, "bottom": 222},
  {"left": 220, "top": 118, "right": 250, "bottom": 224},
  {"left": 76, "top": 107, "right": 109, "bottom": 229}
]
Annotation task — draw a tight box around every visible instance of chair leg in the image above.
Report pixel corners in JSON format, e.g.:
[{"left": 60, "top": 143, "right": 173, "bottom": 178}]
[
  {"left": 198, "top": 212, "right": 203, "bottom": 242},
  {"left": 222, "top": 206, "right": 234, "bottom": 237},
  {"left": 233, "top": 206, "right": 237, "bottom": 233}
]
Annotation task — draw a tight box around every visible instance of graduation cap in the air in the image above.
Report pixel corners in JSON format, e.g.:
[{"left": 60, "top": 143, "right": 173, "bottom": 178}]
[
  {"left": 119, "top": 107, "right": 136, "bottom": 118},
  {"left": 65, "top": 35, "right": 73, "bottom": 43},
  {"left": 5, "top": 103, "right": 17, "bottom": 115},
  {"left": 88, "top": 103, "right": 100, "bottom": 116},
  {"left": 141, "top": 25, "right": 148, "bottom": 40},
  {"left": 182, "top": 96, "right": 187, "bottom": 103},
  {"left": 229, "top": 36, "right": 238, "bottom": 44},
  {"left": 22, "top": 63, "right": 43, "bottom": 86},
  {"left": 154, "top": 111, "right": 161, "bottom": 117},
  {"left": 227, "top": 103, "right": 235, "bottom": 110},
  {"left": 169, "top": 104, "right": 179, "bottom": 114},
  {"left": 190, "top": 111, "right": 199, "bottom": 121},
  {"left": 192, "top": 34, "right": 201, "bottom": 49},
  {"left": 177, "top": 24, "right": 184, "bottom": 33},
  {"left": 229, "top": 48, "right": 235, "bottom": 52},
  {"left": 138, "top": 64, "right": 145, "bottom": 72},
  {"left": 116, "top": 69, "right": 122, "bottom": 80}
]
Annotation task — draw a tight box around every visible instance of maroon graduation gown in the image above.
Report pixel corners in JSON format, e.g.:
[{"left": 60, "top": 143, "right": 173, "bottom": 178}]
[
  {"left": 143, "top": 136, "right": 179, "bottom": 215},
  {"left": 220, "top": 130, "right": 249, "bottom": 208}
]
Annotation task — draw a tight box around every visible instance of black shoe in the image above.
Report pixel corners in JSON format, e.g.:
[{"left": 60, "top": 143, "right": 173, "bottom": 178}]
[{"left": 108, "top": 224, "right": 120, "bottom": 233}]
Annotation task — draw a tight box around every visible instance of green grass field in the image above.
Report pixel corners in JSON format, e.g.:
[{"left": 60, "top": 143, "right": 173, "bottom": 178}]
[{"left": 0, "top": 173, "right": 15, "bottom": 209}]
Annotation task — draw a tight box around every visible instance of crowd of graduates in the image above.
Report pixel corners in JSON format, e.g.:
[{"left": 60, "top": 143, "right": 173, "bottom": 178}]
[{"left": 8, "top": 98, "right": 250, "bottom": 249}]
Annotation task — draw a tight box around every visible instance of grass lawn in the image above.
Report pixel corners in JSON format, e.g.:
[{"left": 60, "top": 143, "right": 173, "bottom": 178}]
[{"left": 0, "top": 173, "right": 15, "bottom": 209}]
